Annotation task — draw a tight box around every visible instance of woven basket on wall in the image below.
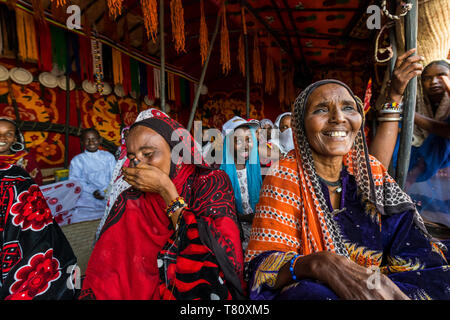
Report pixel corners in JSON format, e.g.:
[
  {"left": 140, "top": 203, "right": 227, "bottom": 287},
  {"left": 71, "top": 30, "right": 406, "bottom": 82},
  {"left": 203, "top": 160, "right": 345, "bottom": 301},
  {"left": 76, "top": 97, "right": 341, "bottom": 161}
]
[{"left": 61, "top": 219, "right": 100, "bottom": 276}]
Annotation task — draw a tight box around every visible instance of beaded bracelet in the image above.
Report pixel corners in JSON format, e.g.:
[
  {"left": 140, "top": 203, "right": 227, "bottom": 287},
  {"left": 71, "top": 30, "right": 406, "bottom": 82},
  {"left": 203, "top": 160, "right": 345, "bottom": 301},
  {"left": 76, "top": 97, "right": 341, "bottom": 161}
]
[
  {"left": 289, "top": 254, "right": 301, "bottom": 282},
  {"left": 166, "top": 196, "right": 186, "bottom": 219},
  {"left": 380, "top": 101, "right": 403, "bottom": 114}
]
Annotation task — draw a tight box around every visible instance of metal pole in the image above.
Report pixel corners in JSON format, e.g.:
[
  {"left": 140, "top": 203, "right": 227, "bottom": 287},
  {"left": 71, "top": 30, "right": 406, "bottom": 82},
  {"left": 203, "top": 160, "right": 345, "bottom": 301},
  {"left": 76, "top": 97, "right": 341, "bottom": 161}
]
[
  {"left": 187, "top": 8, "right": 222, "bottom": 132},
  {"left": 395, "top": 0, "right": 417, "bottom": 189},
  {"left": 387, "top": 8, "right": 397, "bottom": 178},
  {"left": 159, "top": 0, "right": 166, "bottom": 112}
]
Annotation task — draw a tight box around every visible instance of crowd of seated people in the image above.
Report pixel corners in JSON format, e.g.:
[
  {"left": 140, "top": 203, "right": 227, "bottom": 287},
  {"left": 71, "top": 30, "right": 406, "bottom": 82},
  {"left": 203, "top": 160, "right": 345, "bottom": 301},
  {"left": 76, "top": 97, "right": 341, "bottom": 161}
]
[{"left": 0, "top": 50, "right": 449, "bottom": 300}]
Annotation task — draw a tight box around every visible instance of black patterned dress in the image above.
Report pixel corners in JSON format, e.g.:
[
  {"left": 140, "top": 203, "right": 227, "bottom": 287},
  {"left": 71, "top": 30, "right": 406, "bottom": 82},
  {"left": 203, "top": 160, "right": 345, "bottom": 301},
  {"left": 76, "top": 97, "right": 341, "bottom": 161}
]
[{"left": 0, "top": 163, "right": 77, "bottom": 300}]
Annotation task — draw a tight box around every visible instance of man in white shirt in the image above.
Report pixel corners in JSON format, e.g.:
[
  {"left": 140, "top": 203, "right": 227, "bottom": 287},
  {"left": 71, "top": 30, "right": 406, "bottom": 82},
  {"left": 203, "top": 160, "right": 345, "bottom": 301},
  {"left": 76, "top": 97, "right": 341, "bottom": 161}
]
[{"left": 69, "top": 128, "right": 116, "bottom": 223}]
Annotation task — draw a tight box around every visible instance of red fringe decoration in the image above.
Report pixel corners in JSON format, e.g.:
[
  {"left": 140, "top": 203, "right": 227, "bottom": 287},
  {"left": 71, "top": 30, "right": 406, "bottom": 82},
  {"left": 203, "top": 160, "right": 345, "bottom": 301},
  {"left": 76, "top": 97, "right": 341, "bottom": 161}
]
[
  {"left": 220, "top": 2, "right": 231, "bottom": 75},
  {"left": 170, "top": 0, "right": 186, "bottom": 53},
  {"left": 141, "top": 0, "right": 158, "bottom": 43},
  {"left": 79, "top": 35, "right": 94, "bottom": 82},
  {"left": 252, "top": 32, "right": 262, "bottom": 84},
  {"left": 199, "top": 0, "right": 209, "bottom": 65},
  {"left": 37, "top": 20, "right": 52, "bottom": 71}
]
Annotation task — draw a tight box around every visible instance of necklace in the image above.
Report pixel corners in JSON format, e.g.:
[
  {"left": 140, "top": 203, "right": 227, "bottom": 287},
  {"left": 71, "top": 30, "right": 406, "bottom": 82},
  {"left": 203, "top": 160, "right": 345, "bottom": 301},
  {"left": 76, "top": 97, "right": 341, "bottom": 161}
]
[{"left": 318, "top": 175, "right": 342, "bottom": 193}]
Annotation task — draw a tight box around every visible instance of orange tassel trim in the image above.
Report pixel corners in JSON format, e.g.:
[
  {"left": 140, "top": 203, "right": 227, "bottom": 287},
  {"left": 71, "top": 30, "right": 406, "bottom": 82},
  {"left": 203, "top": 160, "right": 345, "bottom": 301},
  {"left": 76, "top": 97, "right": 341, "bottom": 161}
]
[
  {"left": 112, "top": 48, "right": 123, "bottom": 85},
  {"left": 50, "top": 0, "right": 66, "bottom": 7},
  {"left": 252, "top": 32, "right": 262, "bottom": 84},
  {"left": 170, "top": 0, "right": 186, "bottom": 53},
  {"left": 16, "top": 9, "right": 38, "bottom": 62},
  {"left": 141, "top": 0, "right": 158, "bottom": 43},
  {"left": 199, "top": 0, "right": 209, "bottom": 65},
  {"left": 107, "top": 0, "right": 123, "bottom": 19},
  {"left": 265, "top": 46, "right": 276, "bottom": 94},
  {"left": 220, "top": 2, "right": 231, "bottom": 75}
]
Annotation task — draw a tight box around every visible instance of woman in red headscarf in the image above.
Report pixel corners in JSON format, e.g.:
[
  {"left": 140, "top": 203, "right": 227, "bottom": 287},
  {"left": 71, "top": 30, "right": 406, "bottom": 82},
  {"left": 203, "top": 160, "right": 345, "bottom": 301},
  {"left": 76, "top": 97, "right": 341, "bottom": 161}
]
[{"left": 80, "top": 114, "right": 245, "bottom": 300}]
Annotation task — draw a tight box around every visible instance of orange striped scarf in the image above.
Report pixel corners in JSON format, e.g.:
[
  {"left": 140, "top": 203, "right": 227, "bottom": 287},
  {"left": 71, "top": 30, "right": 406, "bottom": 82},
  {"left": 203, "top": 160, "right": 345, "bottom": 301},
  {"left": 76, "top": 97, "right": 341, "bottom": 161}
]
[{"left": 246, "top": 150, "right": 397, "bottom": 262}]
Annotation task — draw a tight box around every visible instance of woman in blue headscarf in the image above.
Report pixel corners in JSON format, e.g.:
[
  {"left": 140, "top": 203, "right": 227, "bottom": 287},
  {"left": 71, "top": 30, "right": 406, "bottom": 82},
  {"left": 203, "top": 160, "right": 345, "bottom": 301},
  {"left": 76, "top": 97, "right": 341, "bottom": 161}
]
[{"left": 220, "top": 116, "right": 262, "bottom": 251}]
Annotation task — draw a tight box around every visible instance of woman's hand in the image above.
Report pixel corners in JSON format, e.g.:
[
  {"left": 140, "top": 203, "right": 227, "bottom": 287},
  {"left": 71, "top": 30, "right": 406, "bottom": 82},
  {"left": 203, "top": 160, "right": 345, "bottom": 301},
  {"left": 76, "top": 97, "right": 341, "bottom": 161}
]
[
  {"left": 317, "top": 252, "right": 410, "bottom": 300},
  {"left": 122, "top": 162, "right": 178, "bottom": 206},
  {"left": 306, "top": 251, "right": 410, "bottom": 300},
  {"left": 276, "top": 251, "right": 410, "bottom": 300},
  {"left": 388, "top": 48, "right": 424, "bottom": 103}
]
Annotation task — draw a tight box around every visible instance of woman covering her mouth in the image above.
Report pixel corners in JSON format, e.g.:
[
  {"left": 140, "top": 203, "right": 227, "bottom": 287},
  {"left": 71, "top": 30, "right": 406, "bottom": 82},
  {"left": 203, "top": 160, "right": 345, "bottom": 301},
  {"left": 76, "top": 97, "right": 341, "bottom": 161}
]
[
  {"left": 81, "top": 110, "right": 245, "bottom": 300},
  {"left": 0, "top": 117, "right": 42, "bottom": 185},
  {"left": 245, "top": 79, "right": 449, "bottom": 300}
]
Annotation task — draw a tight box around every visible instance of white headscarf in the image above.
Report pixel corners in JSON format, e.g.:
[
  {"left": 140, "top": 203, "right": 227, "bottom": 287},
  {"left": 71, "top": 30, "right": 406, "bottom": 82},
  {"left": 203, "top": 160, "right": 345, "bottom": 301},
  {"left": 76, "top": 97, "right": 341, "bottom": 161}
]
[{"left": 270, "top": 112, "right": 294, "bottom": 154}]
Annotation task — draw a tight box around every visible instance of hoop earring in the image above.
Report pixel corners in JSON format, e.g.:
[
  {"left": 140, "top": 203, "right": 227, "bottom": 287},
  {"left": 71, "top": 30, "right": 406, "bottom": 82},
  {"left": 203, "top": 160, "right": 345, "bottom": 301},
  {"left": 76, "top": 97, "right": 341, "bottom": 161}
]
[{"left": 10, "top": 142, "right": 24, "bottom": 153}]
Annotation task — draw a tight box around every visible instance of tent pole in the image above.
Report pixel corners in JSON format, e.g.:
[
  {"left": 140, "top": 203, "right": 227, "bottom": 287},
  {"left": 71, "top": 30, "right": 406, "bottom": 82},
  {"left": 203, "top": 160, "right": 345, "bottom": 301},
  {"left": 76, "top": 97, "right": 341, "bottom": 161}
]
[
  {"left": 395, "top": 0, "right": 418, "bottom": 189},
  {"left": 159, "top": 0, "right": 166, "bottom": 113},
  {"left": 387, "top": 3, "right": 397, "bottom": 178},
  {"left": 186, "top": 8, "right": 222, "bottom": 132}
]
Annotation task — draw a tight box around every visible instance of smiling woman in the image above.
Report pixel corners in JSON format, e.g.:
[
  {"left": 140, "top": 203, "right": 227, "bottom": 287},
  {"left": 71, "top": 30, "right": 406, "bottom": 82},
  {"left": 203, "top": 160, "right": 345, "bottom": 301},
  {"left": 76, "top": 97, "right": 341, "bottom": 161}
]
[
  {"left": 245, "top": 79, "right": 450, "bottom": 300},
  {"left": 0, "top": 117, "right": 43, "bottom": 185}
]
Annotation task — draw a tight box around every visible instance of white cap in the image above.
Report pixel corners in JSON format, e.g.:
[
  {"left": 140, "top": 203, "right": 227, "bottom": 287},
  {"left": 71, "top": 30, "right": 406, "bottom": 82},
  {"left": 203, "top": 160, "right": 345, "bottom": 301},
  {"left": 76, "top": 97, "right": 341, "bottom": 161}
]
[{"left": 221, "top": 116, "right": 259, "bottom": 136}]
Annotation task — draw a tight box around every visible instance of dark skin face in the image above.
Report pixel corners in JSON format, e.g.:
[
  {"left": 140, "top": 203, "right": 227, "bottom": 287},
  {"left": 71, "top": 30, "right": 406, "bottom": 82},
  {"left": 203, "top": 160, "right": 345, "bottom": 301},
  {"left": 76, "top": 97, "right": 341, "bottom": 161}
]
[
  {"left": 421, "top": 63, "right": 450, "bottom": 105},
  {"left": 232, "top": 126, "right": 253, "bottom": 169},
  {"left": 122, "top": 125, "right": 181, "bottom": 226},
  {"left": 304, "top": 83, "right": 362, "bottom": 161},
  {"left": 279, "top": 115, "right": 292, "bottom": 132},
  {"left": 0, "top": 120, "right": 16, "bottom": 155},
  {"left": 83, "top": 131, "right": 101, "bottom": 153},
  {"left": 262, "top": 124, "right": 272, "bottom": 141},
  {"left": 126, "top": 125, "right": 172, "bottom": 177}
]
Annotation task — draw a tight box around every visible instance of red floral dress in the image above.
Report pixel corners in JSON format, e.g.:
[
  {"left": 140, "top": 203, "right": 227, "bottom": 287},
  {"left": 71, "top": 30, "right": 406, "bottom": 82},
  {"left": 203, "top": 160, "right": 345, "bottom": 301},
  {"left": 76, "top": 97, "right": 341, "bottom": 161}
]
[{"left": 0, "top": 163, "right": 77, "bottom": 300}]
